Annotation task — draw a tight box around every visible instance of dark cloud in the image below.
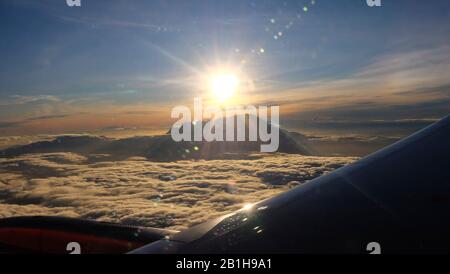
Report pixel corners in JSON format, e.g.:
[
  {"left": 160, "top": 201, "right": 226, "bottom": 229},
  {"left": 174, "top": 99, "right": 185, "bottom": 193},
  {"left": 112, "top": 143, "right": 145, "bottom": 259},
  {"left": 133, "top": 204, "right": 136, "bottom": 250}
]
[
  {"left": 25, "top": 114, "right": 69, "bottom": 121},
  {"left": 394, "top": 84, "right": 450, "bottom": 97},
  {"left": 0, "top": 114, "right": 70, "bottom": 130},
  {"left": 0, "top": 121, "right": 22, "bottom": 129}
]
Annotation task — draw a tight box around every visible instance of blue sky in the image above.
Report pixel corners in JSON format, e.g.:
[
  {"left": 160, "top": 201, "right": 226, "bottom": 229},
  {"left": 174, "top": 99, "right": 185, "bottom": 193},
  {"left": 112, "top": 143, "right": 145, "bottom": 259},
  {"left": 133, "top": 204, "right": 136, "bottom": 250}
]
[{"left": 0, "top": 0, "right": 449, "bottom": 135}]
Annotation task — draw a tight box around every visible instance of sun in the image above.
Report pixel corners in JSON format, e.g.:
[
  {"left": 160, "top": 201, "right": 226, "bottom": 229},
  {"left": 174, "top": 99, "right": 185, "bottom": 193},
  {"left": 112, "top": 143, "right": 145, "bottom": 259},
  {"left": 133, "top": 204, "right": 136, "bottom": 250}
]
[{"left": 209, "top": 73, "right": 239, "bottom": 102}]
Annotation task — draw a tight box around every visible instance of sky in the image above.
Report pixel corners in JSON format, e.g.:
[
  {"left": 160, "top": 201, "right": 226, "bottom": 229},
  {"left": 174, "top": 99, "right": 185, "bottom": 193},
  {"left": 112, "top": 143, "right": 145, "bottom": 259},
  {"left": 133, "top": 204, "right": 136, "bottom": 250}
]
[{"left": 0, "top": 0, "right": 449, "bottom": 137}]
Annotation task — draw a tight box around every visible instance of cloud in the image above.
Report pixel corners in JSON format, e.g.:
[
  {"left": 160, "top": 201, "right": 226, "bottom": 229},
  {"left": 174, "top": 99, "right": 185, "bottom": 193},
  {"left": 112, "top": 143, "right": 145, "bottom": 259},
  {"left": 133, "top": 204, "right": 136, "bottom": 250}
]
[
  {"left": 25, "top": 114, "right": 69, "bottom": 121},
  {"left": 0, "top": 114, "right": 70, "bottom": 131},
  {"left": 0, "top": 121, "right": 23, "bottom": 129},
  {"left": 2, "top": 95, "right": 61, "bottom": 106},
  {"left": 56, "top": 15, "right": 171, "bottom": 33},
  {"left": 0, "top": 152, "right": 356, "bottom": 231},
  {"left": 250, "top": 46, "right": 450, "bottom": 123}
]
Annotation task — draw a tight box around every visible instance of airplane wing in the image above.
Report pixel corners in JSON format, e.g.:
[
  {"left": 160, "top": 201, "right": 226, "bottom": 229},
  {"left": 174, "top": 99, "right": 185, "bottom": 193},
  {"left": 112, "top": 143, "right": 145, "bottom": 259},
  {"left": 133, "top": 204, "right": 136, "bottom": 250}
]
[{"left": 130, "top": 115, "right": 450, "bottom": 254}]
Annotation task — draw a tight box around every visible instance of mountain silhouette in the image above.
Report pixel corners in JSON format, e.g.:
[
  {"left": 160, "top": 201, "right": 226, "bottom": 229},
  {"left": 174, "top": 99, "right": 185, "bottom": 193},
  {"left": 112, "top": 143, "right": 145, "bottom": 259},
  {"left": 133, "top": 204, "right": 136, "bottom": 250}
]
[{"left": 0, "top": 120, "right": 315, "bottom": 162}]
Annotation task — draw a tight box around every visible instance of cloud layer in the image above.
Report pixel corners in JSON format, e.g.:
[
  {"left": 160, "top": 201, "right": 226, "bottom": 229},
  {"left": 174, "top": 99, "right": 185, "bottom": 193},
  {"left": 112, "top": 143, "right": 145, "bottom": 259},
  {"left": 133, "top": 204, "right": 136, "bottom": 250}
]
[{"left": 0, "top": 152, "right": 356, "bottom": 231}]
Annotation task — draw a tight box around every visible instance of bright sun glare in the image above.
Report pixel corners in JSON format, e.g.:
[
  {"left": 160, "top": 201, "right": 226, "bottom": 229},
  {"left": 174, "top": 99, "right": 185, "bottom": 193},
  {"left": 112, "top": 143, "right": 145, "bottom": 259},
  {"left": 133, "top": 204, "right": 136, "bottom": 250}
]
[{"left": 210, "top": 73, "right": 239, "bottom": 102}]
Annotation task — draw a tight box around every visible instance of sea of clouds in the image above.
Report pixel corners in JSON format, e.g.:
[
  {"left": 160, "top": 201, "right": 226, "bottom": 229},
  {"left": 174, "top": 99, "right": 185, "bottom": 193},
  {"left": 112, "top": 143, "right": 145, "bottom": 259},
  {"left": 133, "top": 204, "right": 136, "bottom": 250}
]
[{"left": 0, "top": 152, "right": 356, "bottom": 231}]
